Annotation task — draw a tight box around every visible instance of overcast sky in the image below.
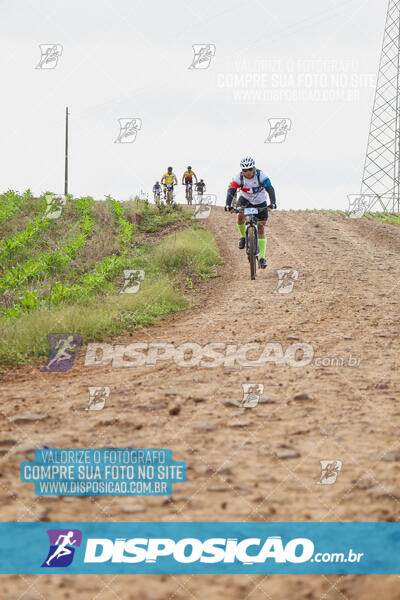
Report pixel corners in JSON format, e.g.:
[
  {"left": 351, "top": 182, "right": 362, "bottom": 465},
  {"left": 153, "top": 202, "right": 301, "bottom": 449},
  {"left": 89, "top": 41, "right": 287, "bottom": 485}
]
[{"left": 0, "top": 0, "right": 386, "bottom": 209}]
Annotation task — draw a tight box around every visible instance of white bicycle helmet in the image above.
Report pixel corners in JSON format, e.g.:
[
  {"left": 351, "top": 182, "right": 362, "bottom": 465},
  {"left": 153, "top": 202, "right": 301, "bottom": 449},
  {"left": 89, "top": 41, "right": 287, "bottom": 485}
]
[{"left": 240, "top": 156, "right": 256, "bottom": 169}]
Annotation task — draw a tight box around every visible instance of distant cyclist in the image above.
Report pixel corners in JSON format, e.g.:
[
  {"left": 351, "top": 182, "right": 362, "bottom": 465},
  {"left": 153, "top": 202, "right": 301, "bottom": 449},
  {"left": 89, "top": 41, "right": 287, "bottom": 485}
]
[
  {"left": 225, "top": 156, "right": 276, "bottom": 269},
  {"left": 153, "top": 181, "right": 162, "bottom": 204},
  {"left": 182, "top": 166, "right": 197, "bottom": 204},
  {"left": 195, "top": 179, "right": 206, "bottom": 202},
  {"left": 161, "top": 167, "right": 178, "bottom": 202},
  {"left": 182, "top": 166, "right": 198, "bottom": 186}
]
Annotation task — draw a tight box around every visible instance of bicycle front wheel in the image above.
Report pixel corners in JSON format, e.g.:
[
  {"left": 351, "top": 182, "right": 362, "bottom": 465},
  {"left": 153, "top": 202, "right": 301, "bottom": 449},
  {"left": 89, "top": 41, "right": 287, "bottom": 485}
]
[{"left": 248, "top": 226, "right": 257, "bottom": 280}]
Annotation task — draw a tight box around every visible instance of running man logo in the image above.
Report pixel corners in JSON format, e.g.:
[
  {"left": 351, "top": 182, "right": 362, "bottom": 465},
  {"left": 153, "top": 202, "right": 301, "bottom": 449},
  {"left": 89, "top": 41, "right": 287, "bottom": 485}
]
[
  {"left": 114, "top": 118, "right": 142, "bottom": 143},
  {"left": 193, "top": 204, "right": 211, "bottom": 219},
  {"left": 203, "top": 194, "right": 217, "bottom": 206},
  {"left": 35, "top": 44, "right": 63, "bottom": 69},
  {"left": 139, "top": 189, "right": 149, "bottom": 201},
  {"left": 240, "top": 383, "right": 264, "bottom": 408},
  {"left": 265, "top": 118, "right": 292, "bottom": 143},
  {"left": 41, "top": 529, "right": 82, "bottom": 568},
  {"left": 274, "top": 269, "right": 299, "bottom": 294},
  {"left": 120, "top": 270, "right": 145, "bottom": 294},
  {"left": 317, "top": 460, "right": 342, "bottom": 485},
  {"left": 194, "top": 194, "right": 216, "bottom": 219},
  {"left": 86, "top": 386, "right": 110, "bottom": 411},
  {"left": 347, "top": 194, "right": 371, "bottom": 219},
  {"left": 188, "top": 44, "right": 216, "bottom": 70},
  {"left": 41, "top": 334, "right": 82, "bottom": 372},
  {"left": 44, "top": 193, "right": 66, "bottom": 219}
]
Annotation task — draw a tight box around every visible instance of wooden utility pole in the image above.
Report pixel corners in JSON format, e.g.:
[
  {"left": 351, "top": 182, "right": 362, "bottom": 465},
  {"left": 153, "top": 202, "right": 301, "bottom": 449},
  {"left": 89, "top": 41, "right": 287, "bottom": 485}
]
[{"left": 64, "top": 106, "right": 69, "bottom": 196}]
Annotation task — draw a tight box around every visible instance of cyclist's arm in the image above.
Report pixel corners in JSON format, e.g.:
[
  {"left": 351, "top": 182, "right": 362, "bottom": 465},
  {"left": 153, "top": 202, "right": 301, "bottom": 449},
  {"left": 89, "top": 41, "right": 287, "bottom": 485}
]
[
  {"left": 161, "top": 176, "right": 165, "bottom": 185},
  {"left": 266, "top": 186, "right": 276, "bottom": 208},
  {"left": 182, "top": 175, "right": 185, "bottom": 184},
  {"left": 193, "top": 172, "right": 198, "bottom": 182},
  {"left": 174, "top": 175, "right": 178, "bottom": 184},
  {"left": 226, "top": 181, "right": 239, "bottom": 208},
  {"left": 262, "top": 177, "right": 277, "bottom": 208}
]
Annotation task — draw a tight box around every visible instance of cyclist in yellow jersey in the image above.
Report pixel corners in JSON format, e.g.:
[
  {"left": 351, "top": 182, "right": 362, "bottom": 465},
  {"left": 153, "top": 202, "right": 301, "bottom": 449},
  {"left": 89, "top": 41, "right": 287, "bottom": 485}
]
[{"left": 161, "top": 166, "right": 178, "bottom": 201}]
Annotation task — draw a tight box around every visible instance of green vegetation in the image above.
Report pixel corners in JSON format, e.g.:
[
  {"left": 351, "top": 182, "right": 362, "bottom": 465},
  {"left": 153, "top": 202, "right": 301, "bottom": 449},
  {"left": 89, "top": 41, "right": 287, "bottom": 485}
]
[
  {"left": 153, "top": 225, "right": 221, "bottom": 279},
  {"left": 363, "top": 212, "right": 400, "bottom": 225},
  {"left": 0, "top": 277, "right": 188, "bottom": 366},
  {"left": 0, "top": 189, "right": 31, "bottom": 225},
  {"left": 0, "top": 196, "right": 52, "bottom": 262},
  {"left": 126, "top": 198, "right": 192, "bottom": 232},
  {"left": 0, "top": 195, "right": 95, "bottom": 296},
  {"left": 0, "top": 192, "right": 222, "bottom": 367}
]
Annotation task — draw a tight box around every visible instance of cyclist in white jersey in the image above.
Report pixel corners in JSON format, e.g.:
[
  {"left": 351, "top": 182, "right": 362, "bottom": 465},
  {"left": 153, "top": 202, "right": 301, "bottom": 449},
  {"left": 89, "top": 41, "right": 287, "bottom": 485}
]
[{"left": 225, "top": 156, "right": 276, "bottom": 268}]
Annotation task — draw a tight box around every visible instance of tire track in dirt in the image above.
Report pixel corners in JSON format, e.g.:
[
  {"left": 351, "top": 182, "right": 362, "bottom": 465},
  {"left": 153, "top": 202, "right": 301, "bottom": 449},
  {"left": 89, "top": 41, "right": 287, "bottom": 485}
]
[{"left": 1, "top": 208, "right": 400, "bottom": 599}]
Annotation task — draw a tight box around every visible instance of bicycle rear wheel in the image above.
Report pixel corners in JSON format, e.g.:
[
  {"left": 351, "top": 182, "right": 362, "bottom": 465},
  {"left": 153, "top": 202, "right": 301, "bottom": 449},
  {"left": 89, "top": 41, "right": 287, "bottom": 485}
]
[{"left": 248, "top": 226, "right": 257, "bottom": 280}]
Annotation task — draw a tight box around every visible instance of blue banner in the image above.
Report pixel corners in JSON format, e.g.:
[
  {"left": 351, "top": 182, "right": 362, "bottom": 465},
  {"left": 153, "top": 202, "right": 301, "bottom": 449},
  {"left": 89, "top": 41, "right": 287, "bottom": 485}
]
[{"left": 0, "top": 522, "right": 399, "bottom": 574}]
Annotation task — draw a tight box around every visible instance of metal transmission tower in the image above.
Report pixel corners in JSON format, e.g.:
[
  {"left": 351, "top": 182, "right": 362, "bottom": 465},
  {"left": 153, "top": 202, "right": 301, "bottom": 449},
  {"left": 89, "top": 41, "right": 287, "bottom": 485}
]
[{"left": 360, "top": 0, "right": 400, "bottom": 213}]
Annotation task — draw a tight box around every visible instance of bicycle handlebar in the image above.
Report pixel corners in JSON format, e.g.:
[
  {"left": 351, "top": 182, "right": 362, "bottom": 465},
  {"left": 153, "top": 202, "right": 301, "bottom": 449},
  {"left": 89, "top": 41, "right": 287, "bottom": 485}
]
[{"left": 229, "top": 206, "right": 275, "bottom": 213}]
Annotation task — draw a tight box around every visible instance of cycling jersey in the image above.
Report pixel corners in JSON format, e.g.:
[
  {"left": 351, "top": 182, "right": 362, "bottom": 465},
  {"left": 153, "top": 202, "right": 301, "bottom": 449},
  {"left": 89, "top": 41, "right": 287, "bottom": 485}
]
[
  {"left": 229, "top": 170, "right": 272, "bottom": 205},
  {"left": 183, "top": 171, "right": 196, "bottom": 181},
  {"left": 196, "top": 182, "right": 205, "bottom": 192},
  {"left": 162, "top": 173, "right": 176, "bottom": 185}
]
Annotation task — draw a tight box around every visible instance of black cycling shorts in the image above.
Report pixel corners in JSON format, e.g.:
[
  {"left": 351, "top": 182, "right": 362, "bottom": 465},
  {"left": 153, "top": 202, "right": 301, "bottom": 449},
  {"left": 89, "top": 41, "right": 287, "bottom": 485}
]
[{"left": 238, "top": 196, "right": 268, "bottom": 221}]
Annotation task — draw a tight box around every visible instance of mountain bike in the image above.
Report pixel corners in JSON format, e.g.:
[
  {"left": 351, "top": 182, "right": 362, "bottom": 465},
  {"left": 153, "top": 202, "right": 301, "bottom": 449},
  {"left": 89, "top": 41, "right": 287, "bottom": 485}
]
[
  {"left": 165, "top": 184, "right": 174, "bottom": 205},
  {"left": 233, "top": 207, "right": 260, "bottom": 280},
  {"left": 153, "top": 190, "right": 161, "bottom": 205},
  {"left": 195, "top": 186, "right": 205, "bottom": 204},
  {"left": 184, "top": 182, "right": 193, "bottom": 205}
]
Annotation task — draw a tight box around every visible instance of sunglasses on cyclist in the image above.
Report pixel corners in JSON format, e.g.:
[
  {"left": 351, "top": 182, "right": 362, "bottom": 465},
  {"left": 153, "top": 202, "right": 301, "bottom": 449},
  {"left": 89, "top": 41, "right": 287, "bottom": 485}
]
[{"left": 242, "top": 168, "right": 254, "bottom": 173}]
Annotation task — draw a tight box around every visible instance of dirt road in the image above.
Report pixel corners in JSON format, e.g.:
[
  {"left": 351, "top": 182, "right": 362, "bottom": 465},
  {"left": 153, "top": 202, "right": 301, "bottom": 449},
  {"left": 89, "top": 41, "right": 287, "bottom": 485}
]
[{"left": 1, "top": 207, "right": 400, "bottom": 599}]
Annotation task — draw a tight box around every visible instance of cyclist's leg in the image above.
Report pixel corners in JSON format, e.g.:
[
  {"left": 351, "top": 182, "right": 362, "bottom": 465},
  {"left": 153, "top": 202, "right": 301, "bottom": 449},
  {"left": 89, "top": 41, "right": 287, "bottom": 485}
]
[
  {"left": 255, "top": 204, "right": 268, "bottom": 260},
  {"left": 237, "top": 196, "right": 248, "bottom": 241},
  {"left": 257, "top": 220, "right": 266, "bottom": 255}
]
